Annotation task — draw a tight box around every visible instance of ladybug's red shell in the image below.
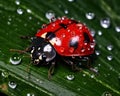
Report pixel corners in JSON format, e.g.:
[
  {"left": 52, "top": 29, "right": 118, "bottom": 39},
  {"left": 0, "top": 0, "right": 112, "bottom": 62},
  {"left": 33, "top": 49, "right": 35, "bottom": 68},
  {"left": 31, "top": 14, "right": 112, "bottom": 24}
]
[{"left": 36, "top": 17, "right": 95, "bottom": 56}]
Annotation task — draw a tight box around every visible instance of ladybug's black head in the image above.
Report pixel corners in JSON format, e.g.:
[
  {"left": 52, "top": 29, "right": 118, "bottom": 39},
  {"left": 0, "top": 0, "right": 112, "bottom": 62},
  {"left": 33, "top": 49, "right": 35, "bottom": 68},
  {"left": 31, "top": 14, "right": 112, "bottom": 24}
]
[{"left": 30, "top": 37, "right": 56, "bottom": 65}]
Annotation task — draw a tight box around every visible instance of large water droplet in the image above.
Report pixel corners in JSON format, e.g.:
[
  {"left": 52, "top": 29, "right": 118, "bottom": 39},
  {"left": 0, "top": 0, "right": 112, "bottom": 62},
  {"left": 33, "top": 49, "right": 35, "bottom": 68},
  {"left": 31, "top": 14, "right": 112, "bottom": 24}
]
[
  {"left": 102, "top": 91, "right": 112, "bottom": 96},
  {"left": 100, "top": 18, "right": 111, "bottom": 28},
  {"left": 45, "top": 10, "right": 55, "bottom": 20},
  {"left": 68, "top": 0, "right": 75, "bottom": 2},
  {"left": 115, "top": 26, "right": 120, "bottom": 32},
  {"left": 27, "top": 93, "right": 35, "bottom": 96},
  {"left": 85, "top": 12, "right": 95, "bottom": 20},
  {"left": 9, "top": 54, "right": 22, "bottom": 65},
  {"left": 8, "top": 81, "right": 17, "bottom": 89},
  {"left": 66, "top": 74, "right": 74, "bottom": 80},
  {"left": 107, "top": 55, "right": 113, "bottom": 61},
  {"left": 15, "top": 0, "right": 20, "bottom": 5},
  {"left": 1, "top": 71, "right": 9, "bottom": 78},
  {"left": 98, "top": 30, "right": 102, "bottom": 36},
  {"left": 107, "top": 44, "right": 113, "bottom": 51},
  {"left": 17, "top": 8, "right": 23, "bottom": 15}
]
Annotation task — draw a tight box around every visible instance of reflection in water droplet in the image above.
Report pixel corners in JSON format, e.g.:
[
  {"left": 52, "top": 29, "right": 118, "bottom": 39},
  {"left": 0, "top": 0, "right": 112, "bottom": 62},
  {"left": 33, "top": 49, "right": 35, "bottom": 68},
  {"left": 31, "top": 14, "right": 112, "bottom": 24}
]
[
  {"left": 45, "top": 10, "right": 55, "bottom": 20},
  {"left": 27, "top": 93, "right": 35, "bottom": 96},
  {"left": 95, "top": 50, "right": 101, "bottom": 56},
  {"left": 85, "top": 12, "right": 95, "bottom": 20},
  {"left": 68, "top": 0, "right": 75, "bottom": 2},
  {"left": 100, "top": 18, "right": 110, "bottom": 29},
  {"left": 1, "top": 71, "right": 9, "bottom": 78},
  {"left": 66, "top": 74, "right": 74, "bottom": 80},
  {"left": 17, "top": 8, "right": 23, "bottom": 15},
  {"left": 98, "top": 30, "right": 102, "bottom": 36},
  {"left": 115, "top": 26, "right": 120, "bottom": 32},
  {"left": 107, "top": 55, "right": 113, "bottom": 61},
  {"left": 107, "top": 45, "right": 113, "bottom": 51},
  {"left": 9, "top": 54, "right": 22, "bottom": 65},
  {"left": 15, "top": 0, "right": 20, "bottom": 5},
  {"left": 27, "top": 9, "right": 32, "bottom": 13},
  {"left": 102, "top": 91, "right": 112, "bottom": 96},
  {"left": 90, "top": 29, "right": 96, "bottom": 37},
  {"left": 8, "top": 81, "right": 17, "bottom": 89}
]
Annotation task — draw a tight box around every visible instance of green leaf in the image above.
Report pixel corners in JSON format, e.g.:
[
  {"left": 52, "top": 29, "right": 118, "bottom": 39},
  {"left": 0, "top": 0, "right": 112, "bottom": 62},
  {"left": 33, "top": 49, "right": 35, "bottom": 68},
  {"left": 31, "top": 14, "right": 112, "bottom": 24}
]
[{"left": 0, "top": 0, "right": 120, "bottom": 96}]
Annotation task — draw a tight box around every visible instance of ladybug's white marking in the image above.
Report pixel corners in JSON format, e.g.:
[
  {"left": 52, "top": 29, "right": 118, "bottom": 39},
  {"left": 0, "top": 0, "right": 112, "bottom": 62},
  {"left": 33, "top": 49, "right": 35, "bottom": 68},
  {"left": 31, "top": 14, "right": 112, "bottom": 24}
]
[
  {"left": 50, "top": 37, "right": 61, "bottom": 46},
  {"left": 39, "top": 55, "right": 42, "bottom": 60},
  {"left": 43, "top": 44, "right": 52, "bottom": 52}
]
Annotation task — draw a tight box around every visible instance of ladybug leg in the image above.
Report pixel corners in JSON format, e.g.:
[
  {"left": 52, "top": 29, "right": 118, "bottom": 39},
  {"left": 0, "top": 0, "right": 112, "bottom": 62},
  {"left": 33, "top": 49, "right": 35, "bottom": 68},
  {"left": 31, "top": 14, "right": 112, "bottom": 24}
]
[
  {"left": 86, "top": 57, "right": 98, "bottom": 74},
  {"left": 48, "top": 60, "right": 56, "bottom": 79}
]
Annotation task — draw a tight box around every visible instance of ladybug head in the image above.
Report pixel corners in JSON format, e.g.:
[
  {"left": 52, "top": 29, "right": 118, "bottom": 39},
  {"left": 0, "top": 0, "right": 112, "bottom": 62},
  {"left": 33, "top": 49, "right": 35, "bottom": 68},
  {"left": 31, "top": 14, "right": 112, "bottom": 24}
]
[{"left": 30, "top": 37, "right": 56, "bottom": 65}]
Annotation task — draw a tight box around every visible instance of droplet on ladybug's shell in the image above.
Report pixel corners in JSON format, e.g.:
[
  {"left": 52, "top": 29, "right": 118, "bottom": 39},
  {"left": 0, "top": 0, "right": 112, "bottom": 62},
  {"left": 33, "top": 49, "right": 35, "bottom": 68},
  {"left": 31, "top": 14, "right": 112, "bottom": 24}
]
[
  {"left": 60, "top": 47, "right": 65, "bottom": 53},
  {"left": 90, "top": 43, "right": 95, "bottom": 48},
  {"left": 76, "top": 24, "right": 83, "bottom": 30},
  {"left": 69, "top": 47, "right": 75, "bottom": 53},
  {"left": 81, "top": 48, "right": 85, "bottom": 52}
]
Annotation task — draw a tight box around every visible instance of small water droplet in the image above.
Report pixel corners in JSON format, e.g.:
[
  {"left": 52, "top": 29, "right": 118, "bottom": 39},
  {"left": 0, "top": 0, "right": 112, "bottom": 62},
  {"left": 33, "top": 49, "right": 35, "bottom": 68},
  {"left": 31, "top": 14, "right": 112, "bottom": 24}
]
[
  {"left": 83, "top": 74, "right": 86, "bottom": 77},
  {"left": 98, "top": 64, "right": 101, "bottom": 66},
  {"left": 15, "top": 0, "right": 20, "bottom": 5},
  {"left": 7, "top": 21, "right": 11, "bottom": 25},
  {"left": 27, "top": 9, "right": 32, "bottom": 13},
  {"left": 85, "top": 12, "right": 95, "bottom": 20},
  {"left": 68, "top": 0, "right": 75, "bottom": 2},
  {"left": 98, "top": 30, "right": 102, "bottom": 36},
  {"left": 107, "top": 55, "right": 113, "bottom": 61},
  {"left": 1, "top": 71, "right": 9, "bottom": 78},
  {"left": 107, "top": 45, "right": 113, "bottom": 51},
  {"left": 90, "top": 29, "right": 96, "bottom": 37},
  {"left": 64, "top": 9, "right": 69, "bottom": 14},
  {"left": 45, "top": 10, "right": 55, "bottom": 20},
  {"left": 17, "top": 8, "right": 23, "bottom": 15},
  {"left": 102, "top": 91, "right": 112, "bottom": 96},
  {"left": 29, "top": 16, "right": 32, "bottom": 20},
  {"left": 9, "top": 54, "right": 22, "bottom": 65},
  {"left": 100, "top": 18, "right": 111, "bottom": 29},
  {"left": 8, "top": 81, "right": 17, "bottom": 89},
  {"left": 95, "top": 50, "right": 101, "bottom": 56},
  {"left": 115, "top": 26, "right": 120, "bottom": 32},
  {"left": 27, "top": 93, "right": 35, "bottom": 96},
  {"left": 77, "top": 88, "right": 81, "bottom": 91},
  {"left": 90, "top": 74, "right": 95, "bottom": 78},
  {"left": 90, "top": 43, "right": 95, "bottom": 48},
  {"left": 66, "top": 74, "right": 74, "bottom": 80}
]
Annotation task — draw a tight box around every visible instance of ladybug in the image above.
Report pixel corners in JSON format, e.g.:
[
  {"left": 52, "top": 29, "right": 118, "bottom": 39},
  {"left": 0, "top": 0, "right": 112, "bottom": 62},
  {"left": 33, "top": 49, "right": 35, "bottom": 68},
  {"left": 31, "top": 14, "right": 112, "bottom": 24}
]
[{"left": 11, "top": 16, "right": 97, "bottom": 79}]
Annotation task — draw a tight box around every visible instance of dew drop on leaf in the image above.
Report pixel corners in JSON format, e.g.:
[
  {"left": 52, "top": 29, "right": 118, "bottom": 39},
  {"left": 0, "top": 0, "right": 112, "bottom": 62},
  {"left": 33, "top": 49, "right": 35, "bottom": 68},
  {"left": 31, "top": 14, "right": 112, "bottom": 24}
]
[
  {"left": 8, "top": 81, "right": 17, "bottom": 89},
  {"left": 98, "top": 30, "right": 102, "bottom": 36},
  {"left": 1, "top": 71, "right": 9, "bottom": 78},
  {"left": 100, "top": 18, "right": 111, "bottom": 29},
  {"left": 115, "top": 26, "right": 120, "bottom": 32},
  {"left": 95, "top": 50, "right": 101, "bottom": 56},
  {"left": 66, "top": 74, "right": 75, "bottom": 80},
  {"left": 68, "top": 0, "right": 75, "bottom": 2},
  {"left": 107, "top": 44, "right": 113, "bottom": 51},
  {"left": 45, "top": 10, "right": 55, "bottom": 20},
  {"left": 102, "top": 91, "right": 112, "bottom": 96},
  {"left": 17, "top": 8, "right": 23, "bottom": 15},
  {"left": 27, "top": 9, "right": 32, "bottom": 13},
  {"left": 27, "top": 93, "right": 35, "bottom": 96},
  {"left": 107, "top": 55, "right": 113, "bottom": 61},
  {"left": 15, "top": 0, "right": 20, "bottom": 5},
  {"left": 64, "top": 9, "right": 69, "bottom": 14},
  {"left": 85, "top": 12, "right": 95, "bottom": 20},
  {"left": 9, "top": 54, "right": 22, "bottom": 65}
]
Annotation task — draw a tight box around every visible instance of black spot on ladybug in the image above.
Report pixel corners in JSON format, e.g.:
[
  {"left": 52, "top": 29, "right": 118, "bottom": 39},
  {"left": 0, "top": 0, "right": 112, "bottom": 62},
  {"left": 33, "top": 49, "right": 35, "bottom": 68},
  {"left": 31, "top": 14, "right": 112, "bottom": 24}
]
[
  {"left": 59, "top": 23, "right": 67, "bottom": 29},
  {"left": 46, "top": 32, "right": 56, "bottom": 40},
  {"left": 83, "top": 32, "right": 90, "bottom": 43}
]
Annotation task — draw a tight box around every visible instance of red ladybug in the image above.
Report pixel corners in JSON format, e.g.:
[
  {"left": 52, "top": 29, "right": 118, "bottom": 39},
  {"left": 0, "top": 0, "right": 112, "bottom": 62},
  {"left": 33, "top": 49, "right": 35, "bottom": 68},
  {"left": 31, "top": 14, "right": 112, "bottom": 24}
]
[{"left": 11, "top": 16, "right": 96, "bottom": 79}]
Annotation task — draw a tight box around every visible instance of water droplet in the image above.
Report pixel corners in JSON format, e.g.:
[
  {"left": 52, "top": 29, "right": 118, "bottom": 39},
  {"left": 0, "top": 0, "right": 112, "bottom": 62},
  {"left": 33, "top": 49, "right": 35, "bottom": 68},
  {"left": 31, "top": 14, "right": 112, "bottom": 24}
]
[
  {"left": 77, "top": 88, "right": 81, "bottom": 91},
  {"left": 64, "top": 9, "right": 69, "bottom": 14},
  {"left": 85, "top": 12, "right": 95, "bottom": 20},
  {"left": 107, "top": 55, "right": 113, "bottom": 61},
  {"left": 100, "top": 18, "right": 111, "bottom": 29},
  {"left": 115, "top": 26, "right": 120, "bottom": 32},
  {"left": 27, "top": 93, "right": 35, "bottom": 96},
  {"left": 107, "top": 44, "right": 113, "bottom": 51},
  {"left": 95, "top": 50, "right": 101, "bottom": 56},
  {"left": 1, "top": 71, "right": 9, "bottom": 78},
  {"left": 27, "top": 9, "right": 32, "bottom": 13},
  {"left": 102, "top": 91, "right": 112, "bottom": 96},
  {"left": 9, "top": 54, "right": 22, "bottom": 65},
  {"left": 98, "top": 64, "right": 101, "bottom": 67},
  {"left": 7, "top": 21, "right": 11, "bottom": 25},
  {"left": 83, "top": 74, "right": 86, "bottom": 77},
  {"left": 29, "top": 16, "right": 32, "bottom": 20},
  {"left": 8, "top": 81, "right": 17, "bottom": 89},
  {"left": 15, "top": 0, "right": 20, "bottom": 5},
  {"left": 17, "top": 8, "right": 23, "bottom": 15},
  {"left": 45, "top": 10, "right": 55, "bottom": 20},
  {"left": 90, "top": 74, "right": 95, "bottom": 78},
  {"left": 98, "top": 30, "right": 102, "bottom": 36},
  {"left": 66, "top": 74, "right": 74, "bottom": 80},
  {"left": 90, "top": 43, "right": 95, "bottom": 48},
  {"left": 68, "top": 0, "right": 75, "bottom": 2},
  {"left": 90, "top": 29, "right": 96, "bottom": 37}
]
